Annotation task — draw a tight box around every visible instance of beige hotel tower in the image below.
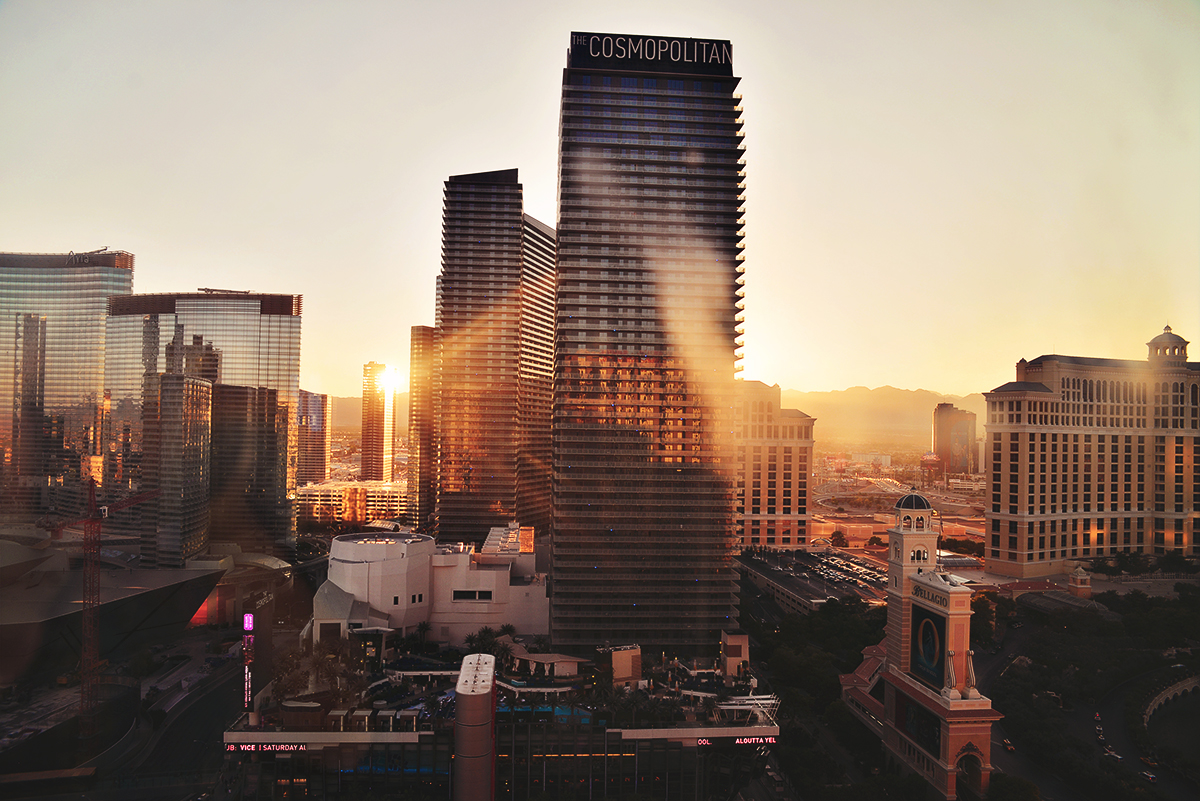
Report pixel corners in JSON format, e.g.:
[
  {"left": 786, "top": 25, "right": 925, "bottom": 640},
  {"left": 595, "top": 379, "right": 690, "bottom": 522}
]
[{"left": 984, "top": 327, "right": 1198, "bottom": 578}]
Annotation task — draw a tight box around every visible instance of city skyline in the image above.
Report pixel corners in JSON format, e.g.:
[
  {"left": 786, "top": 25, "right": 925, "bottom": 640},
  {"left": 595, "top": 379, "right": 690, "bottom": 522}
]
[{"left": 1, "top": 1, "right": 1196, "bottom": 398}]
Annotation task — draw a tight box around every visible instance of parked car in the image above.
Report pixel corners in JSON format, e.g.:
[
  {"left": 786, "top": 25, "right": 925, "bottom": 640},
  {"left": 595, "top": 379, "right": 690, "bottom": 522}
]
[
  {"left": 1104, "top": 751, "right": 1123, "bottom": 762},
  {"left": 1139, "top": 771, "right": 1157, "bottom": 783},
  {"left": 1002, "top": 739, "right": 1015, "bottom": 752}
]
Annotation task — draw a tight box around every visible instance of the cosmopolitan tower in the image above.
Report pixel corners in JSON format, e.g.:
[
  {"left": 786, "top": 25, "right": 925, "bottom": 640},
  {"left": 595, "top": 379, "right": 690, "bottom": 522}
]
[
  {"left": 362, "top": 362, "right": 395, "bottom": 482},
  {"left": 552, "top": 33, "right": 745, "bottom": 653},
  {"left": 0, "top": 249, "right": 134, "bottom": 515},
  {"left": 434, "top": 169, "right": 556, "bottom": 544}
]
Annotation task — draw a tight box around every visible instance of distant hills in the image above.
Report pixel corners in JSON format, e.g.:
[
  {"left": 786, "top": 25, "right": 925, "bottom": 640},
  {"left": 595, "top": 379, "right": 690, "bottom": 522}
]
[
  {"left": 327, "top": 386, "right": 986, "bottom": 451},
  {"left": 781, "top": 386, "right": 986, "bottom": 452}
]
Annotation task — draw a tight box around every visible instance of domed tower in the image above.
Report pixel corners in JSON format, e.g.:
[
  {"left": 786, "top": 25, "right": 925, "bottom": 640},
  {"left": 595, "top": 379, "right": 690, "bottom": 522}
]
[
  {"left": 1147, "top": 325, "right": 1188, "bottom": 369},
  {"left": 885, "top": 493, "right": 940, "bottom": 673},
  {"left": 876, "top": 491, "right": 1001, "bottom": 799}
]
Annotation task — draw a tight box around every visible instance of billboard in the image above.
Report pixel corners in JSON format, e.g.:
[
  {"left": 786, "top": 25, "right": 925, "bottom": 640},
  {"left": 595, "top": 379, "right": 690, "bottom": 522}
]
[
  {"left": 910, "top": 602, "right": 947, "bottom": 690},
  {"left": 568, "top": 32, "right": 734, "bottom": 77}
]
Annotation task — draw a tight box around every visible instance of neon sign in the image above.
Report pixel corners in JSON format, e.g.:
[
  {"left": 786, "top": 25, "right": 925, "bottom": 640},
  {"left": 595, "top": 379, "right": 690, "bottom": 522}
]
[
  {"left": 697, "top": 735, "right": 777, "bottom": 746},
  {"left": 226, "top": 743, "right": 307, "bottom": 752}
]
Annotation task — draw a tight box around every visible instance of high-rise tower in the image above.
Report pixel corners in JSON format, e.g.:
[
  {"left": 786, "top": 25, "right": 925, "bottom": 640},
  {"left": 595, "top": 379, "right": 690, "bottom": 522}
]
[
  {"left": 984, "top": 327, "right": 1199, "bottom": 578},
  {"left": 105, "top": 291, "right": 302, "bottom": 562},
  {"left": 362, "top": 362, "right": 395, "bottom": 482},
  {"left": 552, "top": 33, "right": 746, "bottom": 653},
  {"left": 0, "top": 249, "right": 134, "bottom": 514},
  {"left": 407, "top": 325, "right": 438, "bottom": 530},
  {"left": 298, "top": 389, "right": 331, "bottom": 485},
  {"left": 932, "top": 403, "right": 977, "bottom": 476},
  {"left": 434, "top": 169, "right": 555, "bottom": 543}
]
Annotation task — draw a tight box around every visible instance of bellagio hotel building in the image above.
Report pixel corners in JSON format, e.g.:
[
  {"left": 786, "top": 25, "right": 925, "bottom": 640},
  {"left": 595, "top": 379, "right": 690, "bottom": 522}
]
[{"left": 984, "top": 327, "right": 1198, "bottom": 578}]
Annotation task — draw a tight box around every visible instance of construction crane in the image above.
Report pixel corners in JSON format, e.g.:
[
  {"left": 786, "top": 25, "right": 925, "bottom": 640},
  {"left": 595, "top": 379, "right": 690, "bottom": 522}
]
[{"left": 49, "top": 480, "right": 158, "bottom": 738}]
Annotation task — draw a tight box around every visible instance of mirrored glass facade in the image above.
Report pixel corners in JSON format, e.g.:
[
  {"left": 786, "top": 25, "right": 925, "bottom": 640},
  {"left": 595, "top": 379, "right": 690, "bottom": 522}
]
[
  {"left": 552, "top": 33, "right": 745, "bottom": 653},
  {"left": 0, "top": 250, "right": 134, "bottom": 514},
  {"left": 362, "top": 362, "right": 394, "bottom": 482},
  {"left": 298, "top": 389, "right": 331, "bottom": 485},
  {"left": 105, "top": 292, "right": 301, "bottom": 561}
]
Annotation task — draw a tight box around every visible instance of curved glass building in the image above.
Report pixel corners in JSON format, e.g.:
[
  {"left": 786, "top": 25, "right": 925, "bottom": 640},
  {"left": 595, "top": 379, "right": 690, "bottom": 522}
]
[{"left": 0, "top": 249, "right": 134, "bottom": 514}]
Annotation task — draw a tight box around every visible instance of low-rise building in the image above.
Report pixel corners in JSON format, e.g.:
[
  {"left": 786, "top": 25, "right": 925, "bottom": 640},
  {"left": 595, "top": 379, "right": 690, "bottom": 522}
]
[
  {"left": 296, "top": 480, "right": 405, "bottom": 526},
  {"left": 310, "top": 523, "right": 548, "bottom": 647}
]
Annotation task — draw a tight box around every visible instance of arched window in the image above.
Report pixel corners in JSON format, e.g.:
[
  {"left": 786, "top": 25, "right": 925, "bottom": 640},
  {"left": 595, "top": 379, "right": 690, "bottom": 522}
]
[
  {"left": 916, "top": 517, "right": 925, "bottom": 530},
  {"left": 903, "top": 515, "right": 912, "bottom": 529}
]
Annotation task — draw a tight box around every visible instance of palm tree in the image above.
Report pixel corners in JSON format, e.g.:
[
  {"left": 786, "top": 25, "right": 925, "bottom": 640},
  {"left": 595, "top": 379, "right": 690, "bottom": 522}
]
[
  {"left": 499, "top": 623, "right": 516, "bottom": 637},
  {"left": 700, "top": 695, "right": 719, "bottom": 722},
  {"left": 493, "top": 641, "right": 514, "bottom": 674},
  {"left": 416, "top": 620, "right": 432, "bottom": 651}
]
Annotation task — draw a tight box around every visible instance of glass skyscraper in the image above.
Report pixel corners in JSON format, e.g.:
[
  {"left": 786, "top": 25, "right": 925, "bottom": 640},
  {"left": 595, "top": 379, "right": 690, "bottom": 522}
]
[
  {"left": 407, "top": 325, "right": 438, "bottom": 530},
  {"left": 434, "top": 169, "right": 556, "bottom": 543},
  {"left": 552, "top": 33, "right": 746, "bottom": 653},
  {"left": 0, "top": 249, "right": 134, "bottom": 514},
  {"left": 105, "top": 291, "right": 301, "bottom": 562},
  {"left": 361, "top": 362, "right": 395, "bottom": 482},
  {"left": 298, "top": 389, "right": 331, "bottom": 485}
]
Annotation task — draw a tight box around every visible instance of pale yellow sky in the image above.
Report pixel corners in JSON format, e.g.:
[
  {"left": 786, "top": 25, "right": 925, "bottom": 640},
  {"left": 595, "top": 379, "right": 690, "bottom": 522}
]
[{"left": 1, "top": 0, "right": 1196, "bottom": 397}]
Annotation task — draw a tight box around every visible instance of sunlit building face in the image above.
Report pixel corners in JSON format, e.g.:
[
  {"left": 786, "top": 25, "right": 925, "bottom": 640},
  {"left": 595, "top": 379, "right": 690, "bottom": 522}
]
[
  {"left": 361, "top": 362, "right": 395, "bottom": 482},
  {"left": 984, "top": 327, "right": 1199, "bottom": 578},
  {"left": 0, "top": 250, "right": 134, "bottom": 515},
  {"left": 551, "top": 33, "right": 746, "bottom": 654},
  {"left": 431, "top": 169, "right": 555, "bottom": 544}
]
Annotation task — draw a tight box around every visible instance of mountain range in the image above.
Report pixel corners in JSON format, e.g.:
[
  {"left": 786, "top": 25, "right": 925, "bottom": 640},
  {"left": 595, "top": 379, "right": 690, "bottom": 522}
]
[
  {"left": 330, "top": 386, "right": 986, "bottom": 453},
  {"left": 782, "top": 386, "right": 986, "bottom": 452}
]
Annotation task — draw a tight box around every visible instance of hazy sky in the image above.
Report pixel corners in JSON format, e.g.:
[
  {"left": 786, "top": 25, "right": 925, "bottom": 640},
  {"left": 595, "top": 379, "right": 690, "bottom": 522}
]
[{"left": 2, "top": 0, "right": 1197, "bottom": 398}]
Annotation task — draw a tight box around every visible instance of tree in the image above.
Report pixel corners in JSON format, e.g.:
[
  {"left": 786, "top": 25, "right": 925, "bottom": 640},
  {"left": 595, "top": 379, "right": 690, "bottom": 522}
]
[
  {"left": 1157, "top": 551, "right": 1194, "bottom": 574},
  {"left": 499, "top": 623, "right": 516, "bottom": 637},
  {"left": 416, "top": 620, "right": 432, "bottom": 651},
  {"left": 970, "top": 594, "right": 995, "bottom": 645},
  {"left": 867, "top": 535, "right": 884, "bottom": 547},
  {"left": 831, "top": 531, "right": 848, "bottom": 548},
  {"left": 986, "top": 772, "right": 1042, "bottom": 801},
  {"left": 492, "top": 641, "right": 514, "bottom": 673}
]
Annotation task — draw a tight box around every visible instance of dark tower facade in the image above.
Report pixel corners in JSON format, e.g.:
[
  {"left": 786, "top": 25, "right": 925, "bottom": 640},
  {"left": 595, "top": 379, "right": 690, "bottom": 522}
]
[
  {"left": 407, "top": 325, "right": 438, "bottom": 530},
  {"left": 434, "top": 169, "right": 555, "bottom": 543},
  {"left": 105, "top": 291, "right": 302, "bottom": 562},
  {"left": 552, "top": 33, "right": 745, "bottom": 653},
  {"left": 932, "top": 403, "right": 977, "bottom": 476}
]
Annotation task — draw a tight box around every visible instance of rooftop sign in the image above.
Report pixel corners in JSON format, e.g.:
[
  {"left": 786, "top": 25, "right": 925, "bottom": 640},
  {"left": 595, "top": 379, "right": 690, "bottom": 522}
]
[{"left": 568, "top": 32, "right": 734, "bottom": 77}]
